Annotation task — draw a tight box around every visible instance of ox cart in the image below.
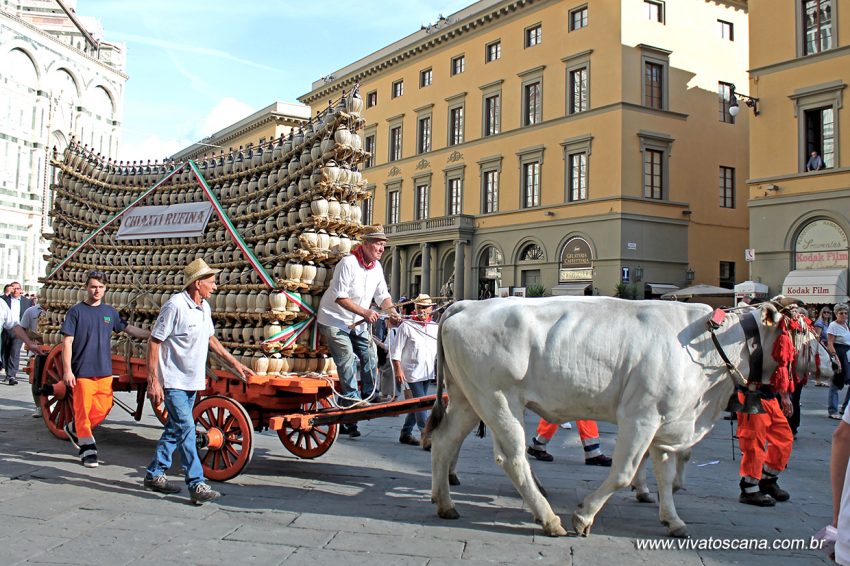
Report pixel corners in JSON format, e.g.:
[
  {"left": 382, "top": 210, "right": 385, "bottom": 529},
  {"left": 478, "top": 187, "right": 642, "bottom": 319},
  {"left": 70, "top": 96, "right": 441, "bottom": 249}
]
[
  {"left": 28, "top": 344, "right": 439, "bottom": 481},
  {"left": 32, "top": 88, "right": 443, "bottom": 481}
]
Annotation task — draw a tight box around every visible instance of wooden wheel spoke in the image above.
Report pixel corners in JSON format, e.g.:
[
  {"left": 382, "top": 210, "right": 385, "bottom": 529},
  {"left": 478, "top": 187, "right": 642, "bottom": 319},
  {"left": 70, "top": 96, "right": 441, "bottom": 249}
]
[{"left": 193, "top": 396, "right": 254, "bottom": 481}]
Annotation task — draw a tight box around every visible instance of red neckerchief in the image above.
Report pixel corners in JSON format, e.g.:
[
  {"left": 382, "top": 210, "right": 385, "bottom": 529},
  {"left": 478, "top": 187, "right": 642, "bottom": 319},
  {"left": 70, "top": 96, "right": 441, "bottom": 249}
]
[
  {"left": 351, "top": 245, "right": 375, "bottom": 270},
  {"left": 413, "top": 312, "right": 432, "bottom": 326}
]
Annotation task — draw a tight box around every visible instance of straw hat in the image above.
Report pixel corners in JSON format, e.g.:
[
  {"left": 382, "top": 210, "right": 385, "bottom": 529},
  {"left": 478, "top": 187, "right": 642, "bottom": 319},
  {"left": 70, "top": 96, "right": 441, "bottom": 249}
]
[
  {"left": 360, "top": 224, "right": 388, "bottom": 241},
  {"left": 413, "top": 293, "right": 434, "bottom": 306},
  {"left": 183, "top": 258, "right": 220, "bottom": 289}
]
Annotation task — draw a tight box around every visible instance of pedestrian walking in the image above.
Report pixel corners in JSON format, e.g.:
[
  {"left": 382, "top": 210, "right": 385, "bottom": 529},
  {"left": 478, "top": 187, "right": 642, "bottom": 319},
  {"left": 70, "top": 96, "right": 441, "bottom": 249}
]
[
  {"left": 144, "top": 258, "right": 253, "bottom": 504},
  {"left": 60, "top": 270, "right": 149, "bottom": 468},
  {"left": 2, "top": 281, "right": 33, "bottom": 384},
  {"left": 393, "top": 294, "right": 438, "bottom": 448}
]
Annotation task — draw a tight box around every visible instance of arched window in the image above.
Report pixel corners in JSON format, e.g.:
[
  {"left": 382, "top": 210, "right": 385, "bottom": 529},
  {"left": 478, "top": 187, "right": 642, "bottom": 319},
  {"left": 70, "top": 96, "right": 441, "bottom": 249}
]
[
  {"left": 89, "top": 86, "right": 114, "bottom": 120},
  {"left": 519, "top": 243, "right": 544, "bottom": 261}
]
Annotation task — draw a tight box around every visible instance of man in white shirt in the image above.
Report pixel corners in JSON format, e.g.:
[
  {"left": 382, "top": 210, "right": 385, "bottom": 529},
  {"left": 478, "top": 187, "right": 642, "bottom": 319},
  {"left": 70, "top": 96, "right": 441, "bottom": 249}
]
[
  {"left": 393, "top": 294, "right": 438, "bottom": 447},
  {"left": 317, "top": 225, "right": 399, "bottom": 437},
  {"left": 144, "top": 258, "right": 253, "bottom": 504},
  {"left": 0, "top": 298, "right": 40, "bottom": 383},
  {"left": 2, "top": 281, "right": 33, "bottom": 385}
]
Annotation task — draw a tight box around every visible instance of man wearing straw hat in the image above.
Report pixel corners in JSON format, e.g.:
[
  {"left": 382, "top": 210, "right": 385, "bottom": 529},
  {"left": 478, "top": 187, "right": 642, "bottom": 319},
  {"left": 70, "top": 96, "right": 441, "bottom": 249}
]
[
  {"left": 144, "top": 258, "right": 253, "bottom": 504},
  {"left": 318, "top": 225, "right": 400, "bottom": 437},
  {"left": 393, "top": 293, "right": 438, "bottom": 448}
]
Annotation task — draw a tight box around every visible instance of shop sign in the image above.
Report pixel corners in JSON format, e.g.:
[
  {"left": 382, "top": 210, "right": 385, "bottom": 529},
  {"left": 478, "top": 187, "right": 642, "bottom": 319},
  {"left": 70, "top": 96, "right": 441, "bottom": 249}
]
[
  {"left": 795, "top": 219, "right": 849, "bottom": 270},
  {"left": 783, "top": 284, "right": 839, "bottom": 298},
  {"left": 559, "top": 268, "right": 593, "bottom": 282},
  {"left": 561, "top": 237, "right": 592, "bottom": 269}
]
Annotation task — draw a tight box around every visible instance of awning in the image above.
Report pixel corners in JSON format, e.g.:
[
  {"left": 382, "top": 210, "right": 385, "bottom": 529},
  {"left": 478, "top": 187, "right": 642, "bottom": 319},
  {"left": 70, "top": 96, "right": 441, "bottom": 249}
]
[
  {"left": 645, "top": 283, "right": 679, "bottom": 295},
  {"left": 551, "top": 282, "right": 591, "bottom": 296},
  {"left": 781, "top": 269, "right": 849, "bottom": 304},
  {"left": 734, "top": 280, "right": 769, "bottom": 297}
]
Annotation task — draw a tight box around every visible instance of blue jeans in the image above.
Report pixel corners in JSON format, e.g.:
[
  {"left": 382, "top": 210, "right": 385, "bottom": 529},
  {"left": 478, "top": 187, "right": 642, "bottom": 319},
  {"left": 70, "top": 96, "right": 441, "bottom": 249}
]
[
  {"left": 145, "top": 389, "right": 204, "bottom": 487},
  {"left": 401, "top": 380, "right": 431, "bottom": 436},
  {"left": 319, "top": 323, "right": 378, "bottom": 407},
  {"left": 829, "top": 344, "right": 850, "bottom": 415}
]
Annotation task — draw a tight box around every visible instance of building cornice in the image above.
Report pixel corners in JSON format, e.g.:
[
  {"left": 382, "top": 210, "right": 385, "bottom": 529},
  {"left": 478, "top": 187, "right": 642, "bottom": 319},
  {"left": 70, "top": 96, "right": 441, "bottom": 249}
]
[
  {"left": 0, "top": 9, "right": 128, "bottom": 79},
  {"left": 298, "top": 0, "right": 547, "bottom": 105}
]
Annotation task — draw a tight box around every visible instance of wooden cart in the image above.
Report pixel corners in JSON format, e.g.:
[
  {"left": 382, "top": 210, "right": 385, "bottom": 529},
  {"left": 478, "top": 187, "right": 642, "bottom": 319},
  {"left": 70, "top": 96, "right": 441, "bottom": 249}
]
[{"left": 29, "top": 343, "right": 438, "bottom": 481}]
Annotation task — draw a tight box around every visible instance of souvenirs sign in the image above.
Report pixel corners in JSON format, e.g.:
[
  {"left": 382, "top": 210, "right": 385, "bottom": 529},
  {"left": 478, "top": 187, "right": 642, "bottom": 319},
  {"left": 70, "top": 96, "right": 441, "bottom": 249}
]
[{"left": 794, "top": 219, "right": 849, "bottom": 270}]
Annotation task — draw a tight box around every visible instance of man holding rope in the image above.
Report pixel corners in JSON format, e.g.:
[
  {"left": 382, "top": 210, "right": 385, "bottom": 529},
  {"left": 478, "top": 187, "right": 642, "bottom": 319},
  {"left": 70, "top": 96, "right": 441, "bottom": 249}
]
[
  {"left": 394, "top": 294, "right": 438, "bottom": 448},
  {"left": 317, "top": 225, "right": 400, "bottom": 437}
]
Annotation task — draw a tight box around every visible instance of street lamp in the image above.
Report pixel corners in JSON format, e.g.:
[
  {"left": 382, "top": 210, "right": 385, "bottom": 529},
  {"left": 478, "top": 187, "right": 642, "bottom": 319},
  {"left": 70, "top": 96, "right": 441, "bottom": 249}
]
[
  {"left": 728, "top": 84, "right": 759, "bottom": 117},
  {"left": 686, "top": 267, "right": 695, "bottom": 282}
]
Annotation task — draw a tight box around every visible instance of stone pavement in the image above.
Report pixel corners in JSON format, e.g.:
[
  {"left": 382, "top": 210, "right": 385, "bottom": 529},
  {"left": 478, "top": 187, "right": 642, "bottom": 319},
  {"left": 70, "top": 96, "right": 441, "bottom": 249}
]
[{"left": 0, "top": 372, "right": 839, "bottom": 565}]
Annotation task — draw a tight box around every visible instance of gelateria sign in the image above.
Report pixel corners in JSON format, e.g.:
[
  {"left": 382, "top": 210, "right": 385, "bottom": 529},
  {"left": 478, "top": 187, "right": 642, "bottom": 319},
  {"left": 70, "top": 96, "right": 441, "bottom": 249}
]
[
  {"left": 559, "top": 237, "right": 593, "bottom": 283},
  {"left": 116, "top": 202, "right": 214, "bottom": 240},
  {"left": 794, "top": 219, "right": 849, "bottom": 270}
]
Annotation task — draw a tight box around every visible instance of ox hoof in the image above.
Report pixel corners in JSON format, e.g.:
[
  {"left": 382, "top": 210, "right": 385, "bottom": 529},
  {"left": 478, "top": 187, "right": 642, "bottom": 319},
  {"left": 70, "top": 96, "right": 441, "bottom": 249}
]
[
  {"left": 635, "top": 491, "right": 655, "bottom": 504},
  {"left": 449, "top": 473, "right": 461, "bottom": 486},
  {"left": 571, "top": 512, "right": 592, "bottom": 537},
  {"left": 542, "top": 518, "right": 567, "bottom": 537},
  {"left": 667, "top": 525, "right": 689, "bottom": 539},
  {"left": 438, "top": 507, "right": 460, "bottom": 520}
]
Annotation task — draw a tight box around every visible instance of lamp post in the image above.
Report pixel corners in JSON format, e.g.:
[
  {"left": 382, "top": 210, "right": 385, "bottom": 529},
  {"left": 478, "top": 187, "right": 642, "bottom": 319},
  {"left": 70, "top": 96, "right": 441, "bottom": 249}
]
[
  {"left": 729, "top": 84, "right": 759, "bottom": 117},
  {"left": 686, "top": 267, "right": 695, "bottom": 283}
]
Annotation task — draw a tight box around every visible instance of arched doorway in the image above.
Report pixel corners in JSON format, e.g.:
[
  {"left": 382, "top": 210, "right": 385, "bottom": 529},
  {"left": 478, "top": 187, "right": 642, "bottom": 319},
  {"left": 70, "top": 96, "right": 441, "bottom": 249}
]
[{"left": 477, "top": 245, "right": 503, "bottom": 299}]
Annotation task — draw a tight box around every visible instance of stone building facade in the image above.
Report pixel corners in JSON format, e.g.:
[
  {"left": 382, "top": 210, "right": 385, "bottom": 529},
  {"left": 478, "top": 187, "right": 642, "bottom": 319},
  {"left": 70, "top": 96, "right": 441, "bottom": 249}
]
[
  {"left": 0, "top": 0, "right": 126, "bottom": 291},
  {"left": 299, "top": 0, "right": 750, "bottom": 301}
]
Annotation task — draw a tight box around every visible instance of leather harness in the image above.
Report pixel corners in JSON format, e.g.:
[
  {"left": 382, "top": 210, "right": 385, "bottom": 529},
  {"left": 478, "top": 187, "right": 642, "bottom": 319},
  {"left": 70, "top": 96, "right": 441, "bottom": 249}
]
[{"left": 706, "top": 309, "right": 762, "bottom": 387}]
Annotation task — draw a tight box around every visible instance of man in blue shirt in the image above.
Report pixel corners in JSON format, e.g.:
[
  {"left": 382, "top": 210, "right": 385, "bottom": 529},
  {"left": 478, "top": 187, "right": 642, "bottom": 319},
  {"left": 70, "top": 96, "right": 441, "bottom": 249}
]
[{"left": 61, "top": 270, "right": 149, "bottom": 468}]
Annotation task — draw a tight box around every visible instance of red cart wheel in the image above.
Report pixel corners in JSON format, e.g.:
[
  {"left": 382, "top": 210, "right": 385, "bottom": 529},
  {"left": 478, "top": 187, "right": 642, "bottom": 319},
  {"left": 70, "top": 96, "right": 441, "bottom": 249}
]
[
  {"left": 278, "top": 397, "right": 338, "bottom": 459},
  {"left": 193, "top": 395, "right": 254, "bottom": 481},
  {"left": 40, "top": 344, "right": 73, "bottom": 440}
]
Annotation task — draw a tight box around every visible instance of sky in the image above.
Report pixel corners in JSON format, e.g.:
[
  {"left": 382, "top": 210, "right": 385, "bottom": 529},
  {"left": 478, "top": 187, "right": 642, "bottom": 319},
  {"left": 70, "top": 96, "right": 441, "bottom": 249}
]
[{"left": 81, "top": 0, "right": 472, "bottom": 162}]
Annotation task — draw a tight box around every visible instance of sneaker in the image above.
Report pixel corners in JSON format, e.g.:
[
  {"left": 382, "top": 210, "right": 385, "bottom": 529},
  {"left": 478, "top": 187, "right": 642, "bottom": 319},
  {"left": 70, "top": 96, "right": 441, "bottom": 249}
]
[
  {"left": 829, "top": 413, "right": 842, "bottom": 420},
  {"left": 6, "top": 376, "right": 17, "bottom": 385},
  {"left": 585, "top": 454, "right": 613, "bottom": 467},
  {"left": 32, "top": 408, "right": 42, "bottom": 418},
  {"left": 759, "top": 477, "right": 790, "bottom": 502},
  {"left": 399, "top": 434, "right": 419, "bottom": 446},
  {"left": 63, "top": 422, "right": 80, "bottom": 450},
  {"left": 81, "top": 453, "right": 98, "bottom": 468},
  {"left": 190, "top": 483, "right": 220, "bottom": 505},
  {"left": 559, "top": 422, "right": 572, "bottom": 430},
  {"left": 144, "top": 475, "right": 182, "bottom": 494},
  {"left": 527, "top": 445, "right": 554, "bottom": 462}
]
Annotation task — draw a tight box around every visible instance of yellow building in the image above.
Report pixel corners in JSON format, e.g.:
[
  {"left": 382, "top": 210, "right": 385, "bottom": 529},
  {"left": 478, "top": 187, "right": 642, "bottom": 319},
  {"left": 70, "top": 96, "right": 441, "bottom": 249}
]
[
  {"left": 171, "top": 101, "right": 310, "bottom": 162},
  {"left": 747, "top": 0, "right": 850, "bottom": 305},
  {"left": 300, "top": 0, "right": 750, "bottom": 300}
]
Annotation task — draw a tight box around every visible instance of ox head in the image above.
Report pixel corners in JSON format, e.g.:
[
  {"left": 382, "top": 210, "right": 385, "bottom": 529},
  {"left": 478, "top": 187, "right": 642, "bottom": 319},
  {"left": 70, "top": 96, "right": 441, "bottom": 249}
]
[{"left": 759, "top": 295, "right": 805, "bottom": 327}]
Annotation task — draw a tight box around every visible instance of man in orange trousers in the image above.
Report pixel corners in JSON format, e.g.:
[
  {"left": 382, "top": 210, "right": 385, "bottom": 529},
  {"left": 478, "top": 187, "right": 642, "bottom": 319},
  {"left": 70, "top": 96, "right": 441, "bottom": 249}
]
[{"left": 527, "top": 418, "right": 612, "bottom": 466}]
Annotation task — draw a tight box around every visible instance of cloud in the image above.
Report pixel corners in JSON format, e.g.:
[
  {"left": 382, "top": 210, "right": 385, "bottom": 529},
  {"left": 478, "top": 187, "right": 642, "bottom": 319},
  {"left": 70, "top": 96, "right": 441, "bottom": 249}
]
[
  {"left": 117, "top": 96, "right": 255, "bottom": 161},
  {"left": 198, "top": 97, "right": 255, "bottom": 138},
  {"left": 111, "top": 31, "right": 281, "bottom": 73}
]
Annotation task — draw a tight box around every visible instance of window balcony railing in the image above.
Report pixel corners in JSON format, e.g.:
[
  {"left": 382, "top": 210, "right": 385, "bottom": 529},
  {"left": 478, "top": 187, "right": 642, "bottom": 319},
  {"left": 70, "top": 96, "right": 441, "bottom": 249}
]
[{"left": 386, "top": 214, "right": 475, "bottom": 236}]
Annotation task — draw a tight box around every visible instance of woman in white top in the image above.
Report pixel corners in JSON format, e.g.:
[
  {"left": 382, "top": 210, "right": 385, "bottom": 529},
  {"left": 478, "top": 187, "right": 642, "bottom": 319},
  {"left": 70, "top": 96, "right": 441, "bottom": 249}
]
[{"left": 828, "top": 304, "right": 850, "bottom": 419}]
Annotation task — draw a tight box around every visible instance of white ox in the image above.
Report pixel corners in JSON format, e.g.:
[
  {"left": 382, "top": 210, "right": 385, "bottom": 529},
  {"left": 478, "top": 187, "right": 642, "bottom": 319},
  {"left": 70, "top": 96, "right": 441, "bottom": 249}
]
[{"left": 426, "top": 295, "right": 826, "bottom": 538}]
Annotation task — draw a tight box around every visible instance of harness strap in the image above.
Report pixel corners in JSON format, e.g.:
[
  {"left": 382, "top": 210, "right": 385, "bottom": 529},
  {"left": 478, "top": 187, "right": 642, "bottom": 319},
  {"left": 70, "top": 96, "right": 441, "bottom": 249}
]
[
  {"left": 740, "top": 312, "right": 763, "bottom": 380},
  {"left": 708, "top": 328, "right": 747, "bottom": 386}
]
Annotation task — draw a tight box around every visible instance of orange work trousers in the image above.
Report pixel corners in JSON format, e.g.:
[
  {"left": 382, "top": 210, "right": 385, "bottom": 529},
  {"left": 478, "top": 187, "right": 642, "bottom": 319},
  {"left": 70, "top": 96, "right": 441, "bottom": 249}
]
[
  {"left": 536, "top": 418, "right": 599, "bottom": 441},
  {"left": 737, "top": 393, "right": 793, "bottom": 479},
  {"left": 72, "top": 376, "right": 114, "bottom": 444}
]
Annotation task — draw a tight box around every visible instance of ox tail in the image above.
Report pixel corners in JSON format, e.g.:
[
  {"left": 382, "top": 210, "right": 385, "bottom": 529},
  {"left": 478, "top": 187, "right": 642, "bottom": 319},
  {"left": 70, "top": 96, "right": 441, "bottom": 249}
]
[{"left": 424, "top": 314, "right": 448, "bottom": 436}]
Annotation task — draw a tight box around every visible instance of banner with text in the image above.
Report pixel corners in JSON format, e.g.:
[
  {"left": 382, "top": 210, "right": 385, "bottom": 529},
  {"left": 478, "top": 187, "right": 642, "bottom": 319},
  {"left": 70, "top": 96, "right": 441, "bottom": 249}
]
[{"left": 116, "top": 202, "right": 214, "bottom": 240}]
